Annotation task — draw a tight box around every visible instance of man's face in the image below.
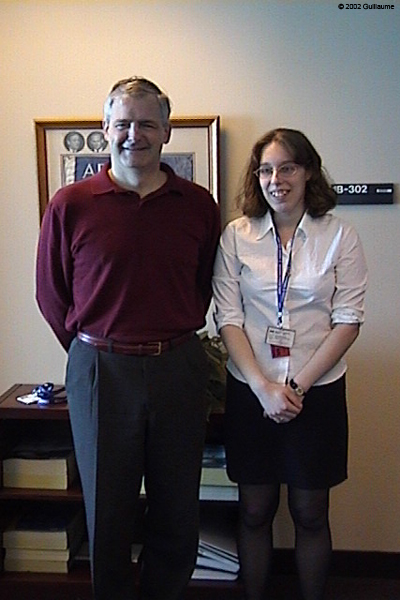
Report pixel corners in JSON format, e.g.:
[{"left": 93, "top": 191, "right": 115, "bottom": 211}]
[
  {"left": 90, "top": 133, "right": 105, "bottom": 150},
  {"left": 68, "top": 133, "right": 82, "bottom": 150},
  {"left": 103, "top": 94, "right": 170, "bottom": 174}
]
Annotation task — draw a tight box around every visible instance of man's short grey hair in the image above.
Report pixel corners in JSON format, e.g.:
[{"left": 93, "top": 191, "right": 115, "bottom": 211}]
[{"left": 103, "top": 77, "right": 171, "bottom": 126}]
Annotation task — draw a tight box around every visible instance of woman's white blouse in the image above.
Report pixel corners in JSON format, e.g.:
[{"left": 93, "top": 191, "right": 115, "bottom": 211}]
[{"left": 212, "top": 211, "right": 368, "bottom": 386}]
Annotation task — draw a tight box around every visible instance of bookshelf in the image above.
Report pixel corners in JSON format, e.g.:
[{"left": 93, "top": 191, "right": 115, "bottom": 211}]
[{"left": 0, "top": 383, "right": 243, "bottom": 600}]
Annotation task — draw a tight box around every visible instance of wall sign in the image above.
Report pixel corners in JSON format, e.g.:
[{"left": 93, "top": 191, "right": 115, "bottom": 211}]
[{"left": 333, "top": 183, "right": 394, "bottom": 205}]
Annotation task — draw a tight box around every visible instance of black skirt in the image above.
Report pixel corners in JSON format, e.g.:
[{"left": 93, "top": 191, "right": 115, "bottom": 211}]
[{"left": 224, "top": 372, "right": 348, "bottom": 490}]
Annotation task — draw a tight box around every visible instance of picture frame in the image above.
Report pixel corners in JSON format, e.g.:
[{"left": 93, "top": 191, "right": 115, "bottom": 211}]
[{"left": 35, "top": 116, "right": 220, "bottom": 222}]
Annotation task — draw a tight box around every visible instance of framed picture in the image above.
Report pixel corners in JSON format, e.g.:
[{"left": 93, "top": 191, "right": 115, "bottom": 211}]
[{"left": 35, "top": 116, "right": 220, "bottom": 222}]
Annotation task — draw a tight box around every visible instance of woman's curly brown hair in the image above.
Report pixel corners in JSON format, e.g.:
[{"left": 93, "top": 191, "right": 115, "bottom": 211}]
[{"left": 239, "top": 128, "right": 337, "bottom": 219}]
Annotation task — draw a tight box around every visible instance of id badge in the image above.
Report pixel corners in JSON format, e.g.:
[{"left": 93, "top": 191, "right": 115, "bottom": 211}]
[{"left": 266, "top": 326, "right": 295, "bottom": 358}]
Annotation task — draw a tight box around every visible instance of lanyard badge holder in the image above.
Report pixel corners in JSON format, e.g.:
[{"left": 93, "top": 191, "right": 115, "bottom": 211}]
[
  {"left": 266, "top": 229, "right": 296, "bottom": 358},
  {"left": 17, "top": 382, "right": 67, "bottom": 405}
]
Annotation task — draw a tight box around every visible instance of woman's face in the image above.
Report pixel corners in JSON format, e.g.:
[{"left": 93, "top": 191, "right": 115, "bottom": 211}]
[{"left": 258, "top": 141, "right": 310, "bottom": 221}]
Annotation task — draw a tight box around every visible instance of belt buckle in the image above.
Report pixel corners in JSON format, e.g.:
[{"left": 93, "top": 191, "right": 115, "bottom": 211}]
[
  {"left": 152, "top": 341, "right": 162, "bottom": 356},
  {"left": 142, "top": 341, "right": 162, "bottom": 356}
]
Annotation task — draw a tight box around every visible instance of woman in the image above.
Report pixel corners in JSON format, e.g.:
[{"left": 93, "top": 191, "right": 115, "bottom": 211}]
[{"left": 212, "top": 128, "right": 367, "bottom": 600}]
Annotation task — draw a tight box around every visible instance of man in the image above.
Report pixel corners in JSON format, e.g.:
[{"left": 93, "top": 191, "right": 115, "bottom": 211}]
[
  {"left": 87, "top": 130, "right": 108, "bottom": 152},
  {"left": 36, "top": 77, "right": 220, "bottom": 600},
  {"left": 64, "top": 130, "right": 85, "bottom": 152}
]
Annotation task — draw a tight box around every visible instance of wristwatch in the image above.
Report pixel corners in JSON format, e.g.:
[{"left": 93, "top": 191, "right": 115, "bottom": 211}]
[{"left": 289, "top": 378, "right": 306, "bottom": 397}]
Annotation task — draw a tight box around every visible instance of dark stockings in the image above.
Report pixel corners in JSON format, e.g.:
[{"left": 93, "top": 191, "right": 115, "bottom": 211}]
[
  {"left": 238, "top": 484, "right": 331, "bottom": 600},
  {"left": 288, "top": 487, "right": 331, "bottom": 600},
  {"left": 238, "top": 484, "right": 280, "bottom": 600}
]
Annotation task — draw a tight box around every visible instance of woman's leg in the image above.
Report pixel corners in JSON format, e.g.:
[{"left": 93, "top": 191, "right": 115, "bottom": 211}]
[
  {"left": 288, "top": 486, "right": 331, "bottom": 600},
  {"left": 238, "top": 483, "right": 280, "bottom": 600}
]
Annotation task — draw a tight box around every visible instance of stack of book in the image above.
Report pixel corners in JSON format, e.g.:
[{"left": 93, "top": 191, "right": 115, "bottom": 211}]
[
  {"left": 2, "top": 423, "right": 78, "bottom": 490},
  {"left": 199, "top": 444, "right": 238, "bottom": 501},
  {"left": 2, "top": 505, "right": 86, "bottom": 573},
  {"left": 193, "top": 501, "right": 239, "bottom": 581},
  {"left": 193, "top": 539, "right": 239, "bottom": 581}
]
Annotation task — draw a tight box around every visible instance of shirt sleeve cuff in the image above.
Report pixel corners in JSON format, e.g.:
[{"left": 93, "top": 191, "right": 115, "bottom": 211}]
[
  {"left": 331, "top": 308, "right": 364, "bottom": 325},
  {"left": 213, "top": 312, "right": 244, "bottom": 333}
]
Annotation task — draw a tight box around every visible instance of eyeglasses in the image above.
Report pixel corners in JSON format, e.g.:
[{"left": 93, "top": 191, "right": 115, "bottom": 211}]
[{"left": 254, "top": 162, "right": 300, "bottom": 180}]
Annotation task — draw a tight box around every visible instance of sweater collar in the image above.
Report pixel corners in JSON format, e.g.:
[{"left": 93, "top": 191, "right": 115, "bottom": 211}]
[{"left": 90, "top": 161, "right": 184, "bottom": 197}]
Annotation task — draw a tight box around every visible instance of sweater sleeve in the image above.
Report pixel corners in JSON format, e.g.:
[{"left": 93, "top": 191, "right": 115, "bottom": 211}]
[
  {"left": 197, "top": 196, "right": 221, "bottom": 315},
  {"left": 36, "top": 198, "right": 75, "bottom": 351}
]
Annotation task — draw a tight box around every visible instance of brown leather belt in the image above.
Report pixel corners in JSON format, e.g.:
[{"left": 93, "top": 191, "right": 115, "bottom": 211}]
[{"left": 77, "top": 331, "right": 194, "bottom": 356}]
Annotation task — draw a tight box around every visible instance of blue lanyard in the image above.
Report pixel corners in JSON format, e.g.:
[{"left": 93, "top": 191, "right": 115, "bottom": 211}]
[
  {"left": 275, "top": 228, "right": 297, "bottom": 328},
  {"left": 31, "top": 382, "right": 67, "bottom": 405}
]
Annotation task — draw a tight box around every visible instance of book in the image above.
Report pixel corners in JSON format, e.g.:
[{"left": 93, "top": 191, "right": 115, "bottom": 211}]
[
  {"left": 192, "top": 567, "right": 238, "bottom": 581},
  {"left": 2, "top": 423, "right": 77, "bottom": 490},
  {"left": 199, "top": 503, "right": 238, "bottom": 556},
  {"left": 4, "top": 556, "right": 72, "bottom": 573},
  {"left": 191, "top": 503, "right": 239, "bottom": 581},
  {"left": 3, "top": 533, "right": 83, "bottom": 573},
  {"left": 198, "top": 540, "right": 239, "bottom": 570},
  {"left": 200, "top": 468, "right": 233, "bottom": 487},
  {"left": 199, "top": 485, "right": 238, "bottom": 501},
  {"left": 202, "top": 444, "right": 227, "bottom": 469},
  {"left": 5, "top": 546, "right": 72, "bottom": 561},
  {"left": 196, "top": 550, "right": 239, "bottom": 574},
  {"left": 3, "top": 505, "right": 85, "bottom": 551},
  {"left": 3, "top": 451, "right": 77, "bottom": 490},
  {"left": 200, "top": 444, "right": 234, "bottom": 487}
]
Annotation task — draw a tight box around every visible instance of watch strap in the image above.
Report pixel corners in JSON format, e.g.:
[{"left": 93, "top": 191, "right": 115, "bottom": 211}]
[{"left": 289, "top": 378, "right": 305, "bottom": 397}]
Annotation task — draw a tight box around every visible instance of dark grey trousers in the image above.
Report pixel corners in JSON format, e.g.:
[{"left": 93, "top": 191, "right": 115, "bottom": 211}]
[{"left": 66, "top": 335, "right": 209, "bottom": 600}]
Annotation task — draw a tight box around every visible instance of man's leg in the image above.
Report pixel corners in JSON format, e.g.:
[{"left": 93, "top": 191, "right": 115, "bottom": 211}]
[
  {"left": 67, "top": 339, "right": 147, "bottom": 600},
  {"left": 139, "top": 336, "right": 209, "bottom": 600}
]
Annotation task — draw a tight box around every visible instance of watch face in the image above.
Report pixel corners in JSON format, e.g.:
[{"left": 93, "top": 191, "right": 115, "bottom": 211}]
[{"left": 290, "top": 379, "right": 304, "bottom": 396}]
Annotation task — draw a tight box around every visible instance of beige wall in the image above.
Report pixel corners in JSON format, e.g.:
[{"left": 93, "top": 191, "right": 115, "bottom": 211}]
[{"left": 0, "top": 0, "right": 399, "bottom": 552}]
